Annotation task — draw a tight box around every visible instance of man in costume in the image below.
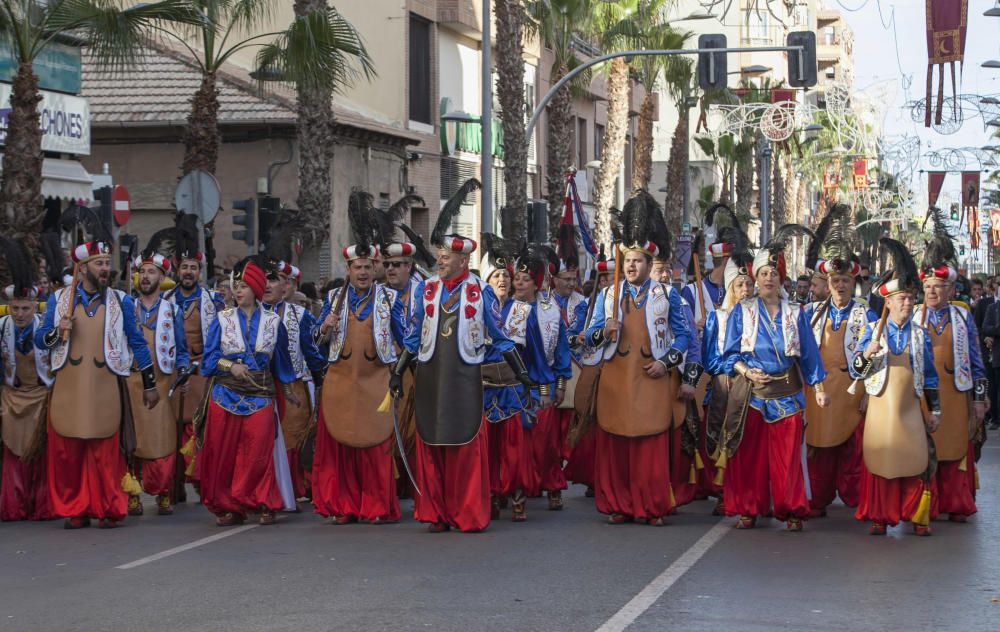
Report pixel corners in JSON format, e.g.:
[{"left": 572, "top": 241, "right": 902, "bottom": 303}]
[
  {"left": 852, "top": 238, "right": 940, "bottom": 535},
  {"left": 802, "top": 204, "right": 877, "bottom": 517},
  {"left": 682, "top": 209, "right": 732, "bottom": 331},
  {"left": 719, "top": 226, "right": 828, "bottom": 531},
  {"left": 312, "top": 195, "right": 400, "bottom": 525},
  {"left": 166, "top": 246, "right": 223, "bottom": 496},
  {"left": 913, "top": 216, "right": 986, "bottom": 523},
  {"left": 36, "top": 241, "right": 159, "bottom": 529},
  {"left": 702, "top": 237, "right": 756, "bottom": 514},
  {"left": 584, "top": 192, "right": 692, "bottom": 525},
  {"left": 265, "top": 261, "right": 324, "bottom": 505},
  {"left": 651, "top": 252, "right": 703, "bottom": 509},
  {"left": 126, "top": 251, "right": 191, "bottom": 516},
  {"left": 0, "top": 248, "right": 54, "bottom": 521},
  {"left": 390, "top": 179, "right": 530, "bottom": 532},
  {"left": 198, "top": 257, "right": 296, "bottom": 526}
]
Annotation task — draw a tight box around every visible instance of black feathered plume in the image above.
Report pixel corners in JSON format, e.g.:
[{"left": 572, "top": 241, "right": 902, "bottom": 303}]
[
  {"left": 432, "top": 178, "right": 481, "bottom": 246},
  {"left": 705, "top": 202, "right": 750, "bottom": 251},
  {"left": 0, "top": 236, "right": 36, "bottom": 296},
  {"left": 60, "top": 203, "right": 113, "bottom": 245},
  {"left": 397, "top": 224, "right": 435, "bottom": 269},
  {"left": 481, "top": 232, "right": 519, "bottom": 271},
  {"left": 647, "top": 197, "right": 673, "bottom": 262},
  {"left": 806, "top": 203, "right": 849, "bottom": 271},
  {"left": 347, "top": 190, "right": 375, "bottom": 256},
  {"left": 687, "top": 230, "right": 705, "bottom": 277},
  {"left": 920, "top": 205, "right": 957, "bottom": 271},
  {"left": 879, "top": 237, "right": 919, "bottom": 292},
  {"left": 608, "top": 207, "right": 623, "bottom": 244},
  {"left": 387, "top": 194, "right": 425, "bottom": 223},
  {"left": 769, "top": 223, "right": 816, "bottom": 250}
]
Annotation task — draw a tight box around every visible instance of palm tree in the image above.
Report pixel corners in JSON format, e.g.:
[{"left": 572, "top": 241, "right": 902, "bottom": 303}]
[
  {"left": 0, "top": 0, "right": 200, "bottom": 252},
  {"left": 257, "top": 1, "right": 374, "bottom": 250},
  {"left": 653, "top": 44, "right": 693, "bottom": 233},
  {"left": 631, "top": 21, "right": 688, "bottom": 193},
  {"left": 494, "top": 0, "right": 529, "bottom": 241},
  {"left": 589, "top": 0, "right": 642, "bottom": 245},
  {"left": 525, "top": 0, "right": 594, "bottom": 238}
]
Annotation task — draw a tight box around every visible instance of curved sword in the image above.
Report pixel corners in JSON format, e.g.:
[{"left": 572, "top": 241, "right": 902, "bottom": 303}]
[{"left": 391, "top": 394, "right": 421, "bottom": 496}]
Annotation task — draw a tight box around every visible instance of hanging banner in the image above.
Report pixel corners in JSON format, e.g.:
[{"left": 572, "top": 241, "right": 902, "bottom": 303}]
[
  {"left": 927, "top": 171, "right": 947, "bottom": 208},
  {"left": 853, "top": 159, "right": 868, "bottom": 189},
  {"left": 924, "top": 0, "right": 968, "bottom": 127},
  {"left": 962, "top": 171, "right": 980, "bottom": 248},
  {"left": 991, "top": 209, "right": 1000, "bottom": 248}
]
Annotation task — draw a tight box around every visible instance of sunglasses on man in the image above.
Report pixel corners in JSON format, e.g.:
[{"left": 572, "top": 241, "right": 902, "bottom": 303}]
[{"left": 385, "top": 261, "right": 410, "bottom": 268}]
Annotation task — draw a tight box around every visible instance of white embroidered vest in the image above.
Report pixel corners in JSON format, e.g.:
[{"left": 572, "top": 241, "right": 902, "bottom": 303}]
[
  {"left": 418, "top": 275, "right": 488, "bottom": 364},
  {"left": 1, "top": 315, "right": 53, "bottom": 387},
  {"left": 685, "top": 279, "right": 719, "bottom": 323},
  {"left": 564, "top": 291, "right": 586, "bottom": 331},
  {"left": 739, "top": 298, "right": 801, "bottom": 357},
  {"left": 714, "top": 308, "right": 731, "bottom": 356},
  {"left": 502, "top": 300, "right": 532, "bottom": 346},
  {"left": 278, "top": 302, "right": 307, "bottom": 378},
  {"left": 168, "top": 286, "right": 217, "bottom": 344},
  {"left": 599, "top": 280, "right": 674, "bottom": 362},
  {"left": 810, "top": 300, "right": 868, "bottom": 364},
  {"left": 217, "top": 307, "right": 281, "bottom": 359},
  {"left": 50, "top": 287, "right": 132, "bottom": 376},
  {"left": 137, "top": 299, "right": 178, "bottom": 374},
  {"left": 864, "top": 322, "right": 926, "bottom": 398},
  {"left": 536, "top": 292, "right": 562, "bottom": 366},
  {"left": 913, "top": 304, "right": 973, "bottom": 392},
  {"left": 325, "top": 285, "right": 397, "bottom": 365}
]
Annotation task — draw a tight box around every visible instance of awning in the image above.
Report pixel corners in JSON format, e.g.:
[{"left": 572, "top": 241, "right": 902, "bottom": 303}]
[
  {"left": 0, "top": 156, "right": 93, "bottom": 201},
  {"left": 41, "top": 158, "right": 93, "bottom": 201}
]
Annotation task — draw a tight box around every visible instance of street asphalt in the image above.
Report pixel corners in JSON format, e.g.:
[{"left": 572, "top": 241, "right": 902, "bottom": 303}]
[{"left": 2, "top": 438, "right": 999, "bottom": 632}]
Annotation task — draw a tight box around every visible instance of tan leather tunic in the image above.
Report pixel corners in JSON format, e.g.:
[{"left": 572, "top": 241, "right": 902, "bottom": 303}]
[
  {"left": 172, "top": 301, "right": 207, "bottom": 424},
  {"left": 322, "top": 307, "right": 393, "bottom": 448},
  {"left": 863, "top": 348, "right": 928, "bottom": 479},
  {"left": 1, "top": 350, "right": 49, "bottom": 457},
  {"left": 806, "top": 317, "right": 864, "bottom": 448},
  {"left": 49, "top": 302, "right": 121, "bottom": 439},
  {"left": 596, "top": 294, "right": 674, "bottom": 437},
  {"left": 128, "top": 309, "right": 175, "bottom": 459},
  {"left": 928, "top": 324, "right": 972, "bottom": 461}
]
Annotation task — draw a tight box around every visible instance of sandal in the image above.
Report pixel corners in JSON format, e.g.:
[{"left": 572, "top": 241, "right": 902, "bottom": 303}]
[
  {"left": 547, "top": 491, "right": 564, "bottom": 511},
  {"left": 913, "top": 524, "right": 933, "bottom": 537},
  {"left": 127, "top": 495, "right": 143, "bottom": 517},
  {"left": 215, "top": 512, "right": 245, "bottom": 527},
  {"left": 735, "top": 515, "right": 756, "bottom": 529},
  {"left": 259, "top": 510, "right": 277, "bottom": 526},
  {"left": 428, "top": 522, "right": 451, "bottom": 533},
  {"left": 786, "top": 517, "right": 804, "bottom": 532},
  {"left": 608, "top": 513, "right": 627, "bottom": 525},
  {"left": 869, "top": 522, "right": 887, "bottom": 536},
  {"left": 64, "top": 517, "right": 91, "bottom": 530},
  {"left": 332, "top": 515, "right": 357, "bottom": 525},
  {"left": 156, "top": 494, "right": 173, "bottom": 516},
  {"left": 648, "top": 516, "right": 666, "bottom": 527}
]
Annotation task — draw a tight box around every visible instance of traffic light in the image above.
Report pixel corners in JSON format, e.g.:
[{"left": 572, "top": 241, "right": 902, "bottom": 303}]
[
  {"left": 258, "top": 195, "right": 280, "bottom": 252},
  {"left": 950, "top": 204, "right": 960, "bottom": 221},
  {"left": 960, "top": 244, "right": 966, "bottom": 255},
  {"left": 697, "top": 34, "right": 727, "bottom": 91},
  {"left": 786, "top": 31, "right": 817, "bottom": 88},
  {"left": 232, "top": 198, "right": 256, "bottom": 246}
]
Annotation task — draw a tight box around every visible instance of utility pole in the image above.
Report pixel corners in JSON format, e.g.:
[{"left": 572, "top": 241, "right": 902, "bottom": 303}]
[
  {"left": 759, "top": 136, "right": 772, "bottom": 244},
  {"left": 481, "top": 0, "right": 493, "bottom": 235}
]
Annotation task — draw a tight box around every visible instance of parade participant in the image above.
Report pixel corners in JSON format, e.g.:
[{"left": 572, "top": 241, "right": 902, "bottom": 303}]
[
  {"left": 802, "top": 204, "right": 876, "bottom": 517},
  {"left": 565, "top": 254, "right": 616, "bottom": 496},
  {"left": 516, "top": 245, "right": 572, "bottom": 512},
  {"left": 36, "top": 241, "right": 159, "bottom": 529},
  {"left": 390, "top": 178, "right": 530, "bottom": 533},
  {"left": 651, "top": 253, "right": 703, "bottom": 509},
  {"left": 682, "top": 205, "right": 733, "bottom": 330},
  {"left": 852, "top": 238, "right": 940, "bottom": 536},
  {"left": 702, "top": 242, "right": 756, "bottom": 513},
  {"left": 265, "top": 261, "right": 324, "bottom": 504},
  {"left": 584, "top": 192, "right": 692, "bottom": 525},
  {"left": 913, "top": 215, "right": 986, "bottom": 522},
  {"left": 197, "top": 257, "right": 297, "bottom": 526},
  {"left": 719, "top": 225, "right": 828, "bottom": 531},
  {"left": 312, "top": 193, "right": 400, "bottom": 525},
  {"left": 0, "top": 242, "right": 53, "bottom": 521},
  {"left": 166, "top": 243, "right": 223, "bottom": 496},
  {"left": 126, "top": 251, "right": 190, "bottom": 517}
]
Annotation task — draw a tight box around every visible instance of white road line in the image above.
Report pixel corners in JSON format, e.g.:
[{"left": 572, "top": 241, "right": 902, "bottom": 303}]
[
  {"left": 596, "top": 519, "right": 730, "bottom": 632},
  {"left": 116, "top": 525, "right": 258, "bottom": 570}
]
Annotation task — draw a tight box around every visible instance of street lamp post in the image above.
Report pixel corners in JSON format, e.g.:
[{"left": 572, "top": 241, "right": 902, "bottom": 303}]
[
  {"left": 481, "top": 0, "right": 493, "bottom": 235},
  {"left": 759, "top": 136, "right": 772, "bottom": 243}
]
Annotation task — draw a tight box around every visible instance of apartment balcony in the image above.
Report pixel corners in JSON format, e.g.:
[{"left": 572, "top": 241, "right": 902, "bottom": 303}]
[{"left": 438, "top": 0, "right": 482, "bottom": 39}]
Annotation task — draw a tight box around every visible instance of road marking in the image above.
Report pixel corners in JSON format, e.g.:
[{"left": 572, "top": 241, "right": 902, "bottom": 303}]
[
  {"left": 596, "top": 519, "right": 729, "bottom": 632},
  {"left": 116, "top": 525, "right": 258, "bottom": 570}
]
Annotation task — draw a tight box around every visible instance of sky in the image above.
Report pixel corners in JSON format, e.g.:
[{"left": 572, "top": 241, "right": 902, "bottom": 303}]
[{"left": 838, "top": 0, "right": 1000, "bottom": 211}]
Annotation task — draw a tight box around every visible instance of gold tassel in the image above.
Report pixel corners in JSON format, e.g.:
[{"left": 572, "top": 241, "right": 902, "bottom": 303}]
[
  {"left": 958, "top": 454, "right": 967, "bottom": 473},
  {"left": 179, "top": 436, "right": 195, "bottom": 457},
  {"left": 121, "top": 472, "right": 143, "bottom": 496},
  {"left": 712, "top": 452, "right": 727, "bottom": 487},
  {"left": 688, "top": 463, "right": 697, "bottom": 485},
  {"left": 185, "top": 456, "right": 196, "bottom": 478},
  {"left": 912, "top": 487, "right": 932, "bottom": 527},
  {"left": 376, "top": 390, "right": 393, "bottom": 413},
  {"left": 694, "top": 451, "right": 704, "bottom": 471}
]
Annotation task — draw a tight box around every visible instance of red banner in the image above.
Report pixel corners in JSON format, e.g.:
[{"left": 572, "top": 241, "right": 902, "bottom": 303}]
[
  {"left": 962, "top": 171, "right": 980, "bottom": 248},
  {"left": 924, "top": 1, "right": 968, "bottom": 126},
  {"left": 927, "top": 171, "right": 947, "bottom": 208},
  {"left": 853, "top": 159, "right": 868, "bottom": 189}
]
